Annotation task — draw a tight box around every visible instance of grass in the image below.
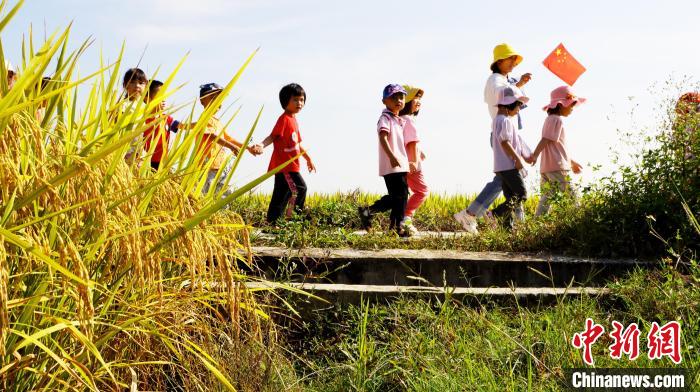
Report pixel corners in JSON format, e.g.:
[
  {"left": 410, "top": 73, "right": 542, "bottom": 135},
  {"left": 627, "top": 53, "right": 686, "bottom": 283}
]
[
  {"left": 233, "top": 191, "right": 625, "bottom": 257},
  {"left": 280, "top": 263, "right": 700, "bottom": 391}
]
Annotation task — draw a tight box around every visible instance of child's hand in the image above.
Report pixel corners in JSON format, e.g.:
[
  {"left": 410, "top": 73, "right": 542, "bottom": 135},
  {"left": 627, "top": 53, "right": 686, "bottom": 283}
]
[
  {"left": 524, "top": 155, "right": 536, "bottom": 165},
  {"left": 306, "top": 157, "right": 316, "bottom": 173},
  {"left": 409, "top": 161, "right": 418, "bottom": 173},
  {"left": 517, "top": 73, "right": 532, "bottom": 87},
  {"left": 420, "top": 151, "right": 426, "bottom": 161},
  {"left": 248, "top": 144, "right": 263, "bottom": 156},
  {"left": 514, "top": 158, "right": 525, "bottom": 169},
  {"left": 572, "top": 161, "right": 583, "bottom": 174},
  {"left": 389, "top": 155, "right": 401, "bottom": 168}
]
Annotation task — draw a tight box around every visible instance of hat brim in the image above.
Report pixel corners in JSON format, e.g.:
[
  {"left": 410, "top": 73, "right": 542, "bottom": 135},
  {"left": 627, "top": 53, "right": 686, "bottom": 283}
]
[
  {"left": 491, "top": 54, "right": 523, "bottom": 68},
  {"left": 200, "top": 89, "right": 223, "bottom": 98},
  {"left": 499, "top": 95, "right": 529, "bottom": 106},
  {"left": 542, "top": 96, "right": 586, "bottom": 111},
  {"left": 405, "top": 88, "right": 424, "bottom": 102},
  {"left": 383, "top": 91, "right": 407, "bottom": 100}
]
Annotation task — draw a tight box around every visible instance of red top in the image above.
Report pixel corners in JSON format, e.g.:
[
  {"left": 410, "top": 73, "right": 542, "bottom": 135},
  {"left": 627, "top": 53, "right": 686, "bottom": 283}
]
[
  {"left": 144, "top": 114, "right": 174, "bottom": 163},
  {"left": 268, "top": 113, "right": 302, "bottom": 173}
]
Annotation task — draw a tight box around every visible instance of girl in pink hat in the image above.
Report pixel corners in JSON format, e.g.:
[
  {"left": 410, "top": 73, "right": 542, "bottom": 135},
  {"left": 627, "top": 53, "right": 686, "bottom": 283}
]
[
  {"left": 398, "top": 85, "right": 428, "bottom": 236},
  {"left": 530, "top": 86, "right": 585, "bottom": 216}
]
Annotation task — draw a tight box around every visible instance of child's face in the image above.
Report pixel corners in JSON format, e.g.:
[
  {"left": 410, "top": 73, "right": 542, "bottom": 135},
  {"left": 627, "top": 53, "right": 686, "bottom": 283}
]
[
  {"left": 124, "top": 79, "right": 146, "bottom": 101},
  {"left": 560, "top": 103, "right": 575, "bottom": 117},
  {"left": 383, "top": 93, "right": 405, "bottom": 114},
  {"left": 200, "top": 91, "right": 222, "bottom": 110},
  {"left": 496, "top": 56, "right": 518, "bottom": 74},
  {"left": 285, "top": 94, "right": 305, "bottom": 114},
  {"left": 409, "top": 95, "right": 422, "bottom": 114},
  {"left": 145, "top": 87, "right": 166, "bottom": 111},
  {"left": 7, "top": 71, "right": 16, "bottom": 89},
  {"left": 508, "top": 102, "right": 522, "bottom": 116}
]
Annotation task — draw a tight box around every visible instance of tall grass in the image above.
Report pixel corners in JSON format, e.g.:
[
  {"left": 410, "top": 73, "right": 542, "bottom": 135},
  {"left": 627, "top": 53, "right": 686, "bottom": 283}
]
[{"left": 0, "top": 2, "right": 291, "bottom": 390}]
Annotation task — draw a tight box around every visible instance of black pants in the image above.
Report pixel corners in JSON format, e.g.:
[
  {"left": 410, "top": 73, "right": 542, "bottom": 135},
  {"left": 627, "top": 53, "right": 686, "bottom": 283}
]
[
  {"left": 266, "top": 172, "right": 307, "bottom": 223},
  {"left": 492, "top": 169, "right": 527, "bottom": 227},
  {"left": 369, "top": 172, "right": 408, "bottom": 229}
]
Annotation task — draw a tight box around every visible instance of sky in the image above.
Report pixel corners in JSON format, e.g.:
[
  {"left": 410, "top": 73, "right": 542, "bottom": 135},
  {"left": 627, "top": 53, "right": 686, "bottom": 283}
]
[{"left": 3, "top": 0, "right": 700, "bottom": 195}]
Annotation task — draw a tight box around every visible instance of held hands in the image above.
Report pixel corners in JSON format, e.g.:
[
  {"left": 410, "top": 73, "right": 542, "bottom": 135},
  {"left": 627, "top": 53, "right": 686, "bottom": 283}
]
[
  {"left": 514, "top": 158, "right": 526, "bottom": 170},
  {"left": 248, "top": 144, "right": 264, "bottom": 156},
  {"left": 524, "top": 155, "right": 536, "bottom": 165}
]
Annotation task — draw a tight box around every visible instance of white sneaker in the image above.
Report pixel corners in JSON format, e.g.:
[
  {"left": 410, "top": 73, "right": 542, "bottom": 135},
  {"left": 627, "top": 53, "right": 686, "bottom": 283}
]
[
  {"left": 401, "top": 217, "right": 419, "bottom": 236},
  {"left": 453, "top": 210, "right": 479, "bottom": 234}
]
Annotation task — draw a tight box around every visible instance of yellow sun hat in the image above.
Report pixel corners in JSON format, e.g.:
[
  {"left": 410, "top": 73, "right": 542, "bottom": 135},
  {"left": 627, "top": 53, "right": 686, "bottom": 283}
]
[
  {"left": 492, "top": 43, "right": 523, "bottom": 67},
  {"left": 402, "top": 85, "right": 424, "bottom": 103}
]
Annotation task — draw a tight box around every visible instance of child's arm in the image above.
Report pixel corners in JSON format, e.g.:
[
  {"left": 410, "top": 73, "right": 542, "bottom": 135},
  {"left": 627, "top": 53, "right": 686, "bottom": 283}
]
[
  {"left": 515, "top": 73, "right": 532, "bottom": 88},
  {"left": 406, "top": 141, "right": 418, "bottom": 173},
  {"left": 300, "top": 146, "right": 316, "bottom": 173},
  {"left": 530, "top": 137, "right": 552, "bottom": 164},
  {"left": 257, "top": 134, "right": 276, "bottom": 149},
  {"left": 380, "top": 132, "right": 401, "bottom": 168},
  {"left": 216, "top": 137, "right": 241, "bottom": 155},
  {"left": 501, "top": 140, "right": 526, "bottom": 169}
]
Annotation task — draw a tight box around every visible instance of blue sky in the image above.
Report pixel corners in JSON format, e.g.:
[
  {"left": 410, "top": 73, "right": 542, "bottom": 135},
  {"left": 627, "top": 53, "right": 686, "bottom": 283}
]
[{"left": 4, "top": 0, "right": 700, "bottom": 194}]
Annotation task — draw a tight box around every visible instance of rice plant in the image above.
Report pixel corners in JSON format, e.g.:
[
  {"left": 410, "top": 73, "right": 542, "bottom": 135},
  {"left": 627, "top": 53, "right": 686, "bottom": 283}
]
[{"left": 0, "top": 2, "right": 291, "bottom": 390}]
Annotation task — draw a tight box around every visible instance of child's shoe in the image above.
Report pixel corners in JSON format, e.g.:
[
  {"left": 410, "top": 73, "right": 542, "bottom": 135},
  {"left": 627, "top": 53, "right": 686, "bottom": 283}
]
[
  {"left": 401, "top": 217, "right": 419, "bottom": 237},
  {"left": 394, "top": 227, "right": 412, "bottom": 238},
  {"left": 357, "top": 206, "right": 373, "bottom": 230},
  {"left": 453, "top": 210, "right": 478, "bottom": 234}
]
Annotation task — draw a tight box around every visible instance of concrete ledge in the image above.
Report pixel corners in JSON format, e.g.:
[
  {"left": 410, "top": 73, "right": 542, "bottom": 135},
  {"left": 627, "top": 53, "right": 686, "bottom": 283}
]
[
  {"left": 248, "top": 246, "right": 650, "bottom": 288},
  {"left": 252, "top": 246, "right": 642, "bottom": 265}
]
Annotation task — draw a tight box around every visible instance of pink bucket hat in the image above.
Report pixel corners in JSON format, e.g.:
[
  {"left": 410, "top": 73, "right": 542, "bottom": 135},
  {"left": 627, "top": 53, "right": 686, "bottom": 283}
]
[{"left": 543, "top": 86, "right": 586, "bottom": 111}]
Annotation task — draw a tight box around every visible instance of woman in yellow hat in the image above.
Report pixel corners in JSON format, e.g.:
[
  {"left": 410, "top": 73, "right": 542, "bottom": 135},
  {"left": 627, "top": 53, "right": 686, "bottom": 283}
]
[{"left": 454, "top": 43, "right": 532, "bottom": 233}]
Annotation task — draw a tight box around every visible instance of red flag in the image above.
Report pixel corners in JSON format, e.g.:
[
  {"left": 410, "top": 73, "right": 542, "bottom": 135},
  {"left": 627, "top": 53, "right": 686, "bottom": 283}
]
[{"left": 543, "top": 43, "right": 586, "bottom": 86}]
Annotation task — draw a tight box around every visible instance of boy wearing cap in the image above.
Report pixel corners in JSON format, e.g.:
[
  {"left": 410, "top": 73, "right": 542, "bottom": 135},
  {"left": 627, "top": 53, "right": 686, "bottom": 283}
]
[
  {"left": 254, "top": 83, "right": 315, "bottom": 224},
  {"left": 490, "top": 87, "right": 533, "bottom": 228},
  {"left": 182, "top": 83, "right": 260, "bottom": 196},
  {"left": 358, "top": 84, "right": 410, "bottom": 236},
  {"left": 454, "top": 43, "right": 532, "bottom": 234}
]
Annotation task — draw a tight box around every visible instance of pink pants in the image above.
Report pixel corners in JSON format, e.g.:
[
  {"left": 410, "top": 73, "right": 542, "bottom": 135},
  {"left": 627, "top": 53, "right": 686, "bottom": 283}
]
[{"left": 405, "top": 170, "right": 429, "bottom": 217}]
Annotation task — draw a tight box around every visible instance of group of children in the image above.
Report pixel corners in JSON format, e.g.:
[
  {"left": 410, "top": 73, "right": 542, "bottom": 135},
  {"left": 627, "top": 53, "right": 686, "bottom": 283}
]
[
  {"left": 4, "top": 43, "right": 590, "bottom": 236},
  {"left": 114, "top": 67, "right": 314, "bottom": 225},
  {"left": 451, "top": 43, "right": 586, "bottom": 234},
  {"left": 357, "top": 43, "right": 588, "bottom": 236},
  {"left": 104, "top": 42, "right": 589, "bottom": 237}
]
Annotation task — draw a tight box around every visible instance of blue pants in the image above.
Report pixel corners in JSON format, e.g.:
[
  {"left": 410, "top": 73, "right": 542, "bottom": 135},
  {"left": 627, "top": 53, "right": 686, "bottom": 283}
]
[{"left": 467, "top": 175, "right": 502, "bottom": 217}]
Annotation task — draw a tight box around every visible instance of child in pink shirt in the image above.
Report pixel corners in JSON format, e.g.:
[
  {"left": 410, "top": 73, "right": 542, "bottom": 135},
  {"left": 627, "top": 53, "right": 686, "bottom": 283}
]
[
  {"left": 531, "top": 86, "right": 585, "bottom": 216},
  {"left": 399, "top": 85, "right": 428, "bottom": 236}
]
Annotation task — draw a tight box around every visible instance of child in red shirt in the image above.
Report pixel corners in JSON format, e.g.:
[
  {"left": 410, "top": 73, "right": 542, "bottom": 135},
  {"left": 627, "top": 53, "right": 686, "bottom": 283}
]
[
  {"left": 142, "top": 80, "right": 179, "bottom": 170},
  {"left": 254, "top": 83, "right": 315, "bottom": 224}
]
